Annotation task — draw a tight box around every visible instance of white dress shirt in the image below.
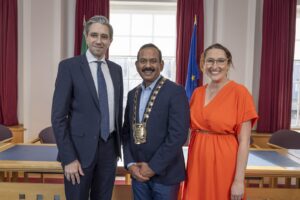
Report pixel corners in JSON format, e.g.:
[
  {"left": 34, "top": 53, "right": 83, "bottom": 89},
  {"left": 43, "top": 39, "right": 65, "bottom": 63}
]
[{"left": 86, "top": 49, "right": 115, "bottom": 133}]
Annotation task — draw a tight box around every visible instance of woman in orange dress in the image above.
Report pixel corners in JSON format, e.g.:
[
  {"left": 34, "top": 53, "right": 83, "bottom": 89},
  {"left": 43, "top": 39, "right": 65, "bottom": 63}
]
[{"left": 182, "top": 43, "right": 258, "bottom": 200}]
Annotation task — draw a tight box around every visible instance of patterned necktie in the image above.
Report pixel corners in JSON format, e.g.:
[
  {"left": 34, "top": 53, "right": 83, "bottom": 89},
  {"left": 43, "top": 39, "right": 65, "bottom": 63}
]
[{"left": 96, "top": 61, "right": 110, "bottom": 141}]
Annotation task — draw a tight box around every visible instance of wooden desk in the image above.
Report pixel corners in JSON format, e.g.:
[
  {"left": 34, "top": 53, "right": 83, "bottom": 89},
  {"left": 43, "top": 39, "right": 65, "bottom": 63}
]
[
  {"left": 287, "top": 149, "right": 300, "bottom": 159},
  {"left": 0, "top": 143, "right": 127, "bottom": 175},
  {"left": 246, "top": 149, "right": 300, "bottom": 200},
  {"left": 0, "top": 144, "right": 131, "bottom": 200},
  {"left": 183, "top": 147, "right": 300, "bottom": 200},
  {"left": 0, "top": 145, "right": 300, "bottom": 200},
  {"left": 246, "top": 148, "right": 300, "bottom": 178},
  {"left": 0, "top": 144, "right": 61, "bottom": 173},
  {"left": 183, "top": 147, "right": 300, "bottom": 178}
]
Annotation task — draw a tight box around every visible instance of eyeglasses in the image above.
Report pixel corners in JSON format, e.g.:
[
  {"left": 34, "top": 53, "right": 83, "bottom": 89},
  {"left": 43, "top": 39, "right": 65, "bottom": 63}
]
[{"left": 205, "top": 58, "right": 228, "bottom": 66}]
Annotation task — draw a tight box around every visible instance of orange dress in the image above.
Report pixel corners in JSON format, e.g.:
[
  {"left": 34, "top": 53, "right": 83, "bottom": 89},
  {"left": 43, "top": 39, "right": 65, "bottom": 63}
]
[{"left": 182, "top": 81, "right": 258, "bottom": 200}]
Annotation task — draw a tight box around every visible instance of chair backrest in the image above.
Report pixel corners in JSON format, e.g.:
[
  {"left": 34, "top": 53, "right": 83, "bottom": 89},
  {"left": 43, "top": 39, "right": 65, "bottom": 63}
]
[
  {"left": 39, "top": 127, "right": 56, "bottom": 144},
  {"left": 0, "top": 124, "right": 13, "bottom": 142},
  {"left": 269, "top": 129, "right": 300, "bottom": 149}
]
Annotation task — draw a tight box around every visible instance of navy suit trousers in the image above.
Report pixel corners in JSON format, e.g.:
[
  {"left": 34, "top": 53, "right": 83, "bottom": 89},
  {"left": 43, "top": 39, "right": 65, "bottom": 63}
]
[
  {"left": 64, "top": 135, "right": 117, "bottom": 200},
  {"left": 132, "top": 178, "right": 180, "bottom": 200}
]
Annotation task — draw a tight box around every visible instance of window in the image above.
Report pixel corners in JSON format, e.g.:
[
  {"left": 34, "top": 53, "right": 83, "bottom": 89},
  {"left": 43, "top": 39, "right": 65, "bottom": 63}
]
[
  {"left": 291, "top": 5, "right": 300, "bottom": 128},
  {"left": 109, "top": 1, "right": 177, "bottom": 109}
]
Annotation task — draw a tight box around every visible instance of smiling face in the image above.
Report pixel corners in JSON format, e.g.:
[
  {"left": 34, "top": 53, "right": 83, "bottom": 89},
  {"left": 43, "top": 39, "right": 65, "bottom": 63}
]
[
  {"left": 136, "top": 47, "right": 164, "bottom": 87},
  {"left": 204, "top": 48, "right": 230, "bottom": 83},
  {"left": 85, "top": 23, "right": 112, "bottom": 59}
]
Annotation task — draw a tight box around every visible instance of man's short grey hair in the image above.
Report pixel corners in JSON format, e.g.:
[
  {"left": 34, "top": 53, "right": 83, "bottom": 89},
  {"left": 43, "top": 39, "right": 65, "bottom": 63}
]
[{"left": 84, "top": 15, "right": 113, "bottom": 39}]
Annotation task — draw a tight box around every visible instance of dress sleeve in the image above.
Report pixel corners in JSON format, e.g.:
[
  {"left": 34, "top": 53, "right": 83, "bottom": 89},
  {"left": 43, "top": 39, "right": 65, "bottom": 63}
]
[{"left": 235, "top": 86, "right": 258, "bottom": 134}]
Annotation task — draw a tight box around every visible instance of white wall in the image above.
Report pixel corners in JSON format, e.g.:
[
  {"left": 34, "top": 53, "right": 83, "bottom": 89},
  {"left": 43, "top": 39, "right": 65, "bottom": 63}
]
[
  {"left": 204, "top": 0, "right": 261, "bottom": 92},
  {"left": 18, "top": 0, "right": 262, "bottom": 142},
  {"left": 203, "top": 0, "right": 262, "bottom": 111},
  {"left": 18, "top": 0, "right": 75, "bottom": 142}
]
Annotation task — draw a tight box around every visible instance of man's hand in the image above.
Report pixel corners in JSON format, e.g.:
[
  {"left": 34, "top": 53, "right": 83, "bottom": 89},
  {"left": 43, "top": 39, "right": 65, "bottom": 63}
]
[
  {"left": 137, "top": 162, "right": 155, "bottom": 178},
  {"left": 128, "top": 164, "right": 149, "bottom": 182},
  {"left": 64, "top": 160, "right": 85, "bottom": 185}
]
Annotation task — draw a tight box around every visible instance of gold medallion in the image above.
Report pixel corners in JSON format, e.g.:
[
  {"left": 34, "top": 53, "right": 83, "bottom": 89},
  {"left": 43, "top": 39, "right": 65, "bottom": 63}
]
[
  {"left": 132, "top": 77, "right": 167, "bottom": 145},
  {"left": 133, "top": 123, "right": 147, "bottom": 144}
]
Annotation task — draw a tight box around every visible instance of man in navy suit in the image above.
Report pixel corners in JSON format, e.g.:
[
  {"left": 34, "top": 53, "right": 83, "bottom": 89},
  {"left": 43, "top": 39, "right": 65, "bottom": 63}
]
[
  {"left": 51, "top": 15, "right": 123, "bottom": 200},
  {"left": 122, "top": 43, "right": 190, "bottom": 200}
]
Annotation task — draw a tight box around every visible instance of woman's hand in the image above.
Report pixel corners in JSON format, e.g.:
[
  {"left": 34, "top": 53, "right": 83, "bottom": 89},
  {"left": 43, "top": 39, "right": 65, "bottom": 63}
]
[{"left": 230, "top": 180, "right": 244, "bottom": 200}]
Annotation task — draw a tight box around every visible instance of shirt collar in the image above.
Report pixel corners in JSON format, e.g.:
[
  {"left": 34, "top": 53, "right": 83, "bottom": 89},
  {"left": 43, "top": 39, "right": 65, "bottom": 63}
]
[
  {"left": 141, "top": 75, "right": 162, "bottom": 90},
  {"left": 86, "top": 49, "right": 106, "bottom": 64}
]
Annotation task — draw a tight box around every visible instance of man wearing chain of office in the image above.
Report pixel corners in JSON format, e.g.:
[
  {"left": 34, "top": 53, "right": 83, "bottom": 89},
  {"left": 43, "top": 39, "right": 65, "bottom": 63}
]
[{"left": 122, "top": 43, "right": 190, "bottom": 200}]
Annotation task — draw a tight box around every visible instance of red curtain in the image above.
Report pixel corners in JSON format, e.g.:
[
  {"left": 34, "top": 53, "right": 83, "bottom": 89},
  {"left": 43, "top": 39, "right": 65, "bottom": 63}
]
[
  {"left": 176, "top": 0, "right": 204, "bottom": 86},
  {"left": 0, "top": 0, "right": 18, "bottom": 126},
  {"left": 74, "top": 0, "right": 109, "bottom": 56},
  {"left": 257, "top": 0, "right": 297, "bottom": 133}
]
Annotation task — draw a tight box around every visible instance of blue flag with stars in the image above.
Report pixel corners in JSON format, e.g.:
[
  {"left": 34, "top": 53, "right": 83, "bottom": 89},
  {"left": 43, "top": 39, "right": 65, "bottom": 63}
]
[{"left": 185, "top": 17, "right": 200, "bottom": 101}]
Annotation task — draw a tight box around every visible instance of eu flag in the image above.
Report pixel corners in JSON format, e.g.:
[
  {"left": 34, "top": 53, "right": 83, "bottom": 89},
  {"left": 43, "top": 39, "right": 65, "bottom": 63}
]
[{"left": 185, "top": 17, "right": 200, "bottom": 101}]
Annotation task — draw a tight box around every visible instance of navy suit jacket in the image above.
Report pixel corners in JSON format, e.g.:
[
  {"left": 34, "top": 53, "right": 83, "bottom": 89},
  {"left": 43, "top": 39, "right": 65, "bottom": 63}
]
[
  {"left": 51, "top": 55, "right": 123, "bottom": 168},
  {"left": 122, "top": 79, "right": 190, "bottom": 185}
]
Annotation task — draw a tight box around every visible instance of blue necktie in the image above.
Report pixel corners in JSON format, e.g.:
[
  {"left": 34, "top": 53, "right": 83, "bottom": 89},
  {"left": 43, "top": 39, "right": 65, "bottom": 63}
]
[{"left": 96, "top": 61, "right": 110, "bottom": 141}]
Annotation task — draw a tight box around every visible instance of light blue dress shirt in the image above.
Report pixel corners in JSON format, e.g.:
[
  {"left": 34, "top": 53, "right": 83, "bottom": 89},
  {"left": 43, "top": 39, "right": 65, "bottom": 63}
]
[
  {"left": 138, "top": 75, "right": 161, "bottom": 122},
  {"left": 127, "top": 75, "right": 161, "bottom": 168}
]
